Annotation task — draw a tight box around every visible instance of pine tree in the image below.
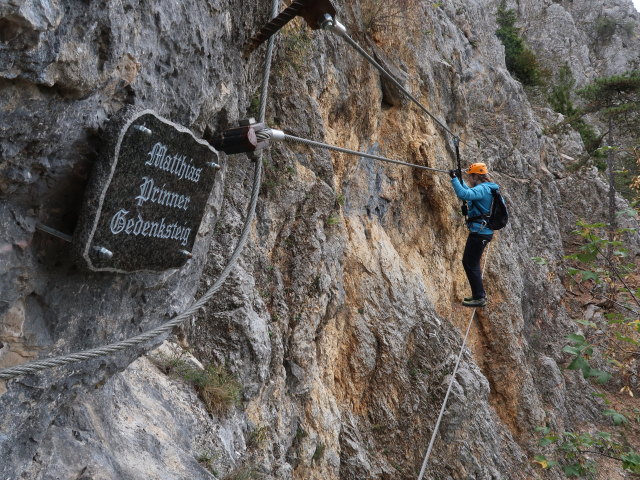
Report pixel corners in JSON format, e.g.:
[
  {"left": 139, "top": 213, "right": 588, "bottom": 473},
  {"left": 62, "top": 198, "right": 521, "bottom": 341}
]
[{"left": 576, "top": 71, "right": 640, "bottom": 248}]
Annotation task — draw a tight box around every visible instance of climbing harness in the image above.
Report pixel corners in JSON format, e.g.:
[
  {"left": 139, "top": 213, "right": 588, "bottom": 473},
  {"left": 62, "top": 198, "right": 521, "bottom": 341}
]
[
  {"left": 0, "top": 0, "right": 282, "bottom": 382},
  {"left": 416, "top": 244, "right": 492, "bottom": 480}
]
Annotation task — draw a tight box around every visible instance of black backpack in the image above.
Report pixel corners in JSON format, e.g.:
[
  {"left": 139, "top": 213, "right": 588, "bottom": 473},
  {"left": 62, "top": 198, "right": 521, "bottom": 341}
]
[{"left": 468, "top": 188, "right": 509, "bottom": 231}]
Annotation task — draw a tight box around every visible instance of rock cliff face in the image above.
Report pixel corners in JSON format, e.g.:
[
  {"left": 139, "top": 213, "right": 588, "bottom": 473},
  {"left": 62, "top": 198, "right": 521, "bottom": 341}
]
[{"left": 1, "top": 0, "right": 639, "bottom": 479}]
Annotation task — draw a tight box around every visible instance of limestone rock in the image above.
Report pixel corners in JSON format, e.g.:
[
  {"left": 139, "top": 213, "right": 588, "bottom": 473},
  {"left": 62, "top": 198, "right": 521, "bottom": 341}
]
[{"left": 2, "top": 0, "right": 640, "bottom": 479}]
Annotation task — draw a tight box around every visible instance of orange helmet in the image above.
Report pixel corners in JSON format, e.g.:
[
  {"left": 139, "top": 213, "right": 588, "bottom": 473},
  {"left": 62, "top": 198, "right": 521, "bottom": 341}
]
[{"left": 467, "top": 163, "right": 488, "bottom": 175}]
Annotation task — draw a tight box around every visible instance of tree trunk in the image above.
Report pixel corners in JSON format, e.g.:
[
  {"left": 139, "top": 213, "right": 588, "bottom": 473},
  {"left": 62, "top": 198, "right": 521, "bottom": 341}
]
[{"left": 607, "top": 117, "right": 616, "bottom": 259}]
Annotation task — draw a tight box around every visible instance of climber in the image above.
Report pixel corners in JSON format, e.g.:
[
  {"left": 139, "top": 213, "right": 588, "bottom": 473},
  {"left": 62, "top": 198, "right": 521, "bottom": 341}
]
[{"left": 448, "top": 163, "right": 500, "bottom": 307}]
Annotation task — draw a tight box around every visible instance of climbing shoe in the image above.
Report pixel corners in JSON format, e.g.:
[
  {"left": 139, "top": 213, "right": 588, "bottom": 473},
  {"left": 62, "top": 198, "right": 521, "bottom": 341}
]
[
  {"left": 463, "top": 296, "right": 486, "bottom": 302},
  {"left": 462, "top": 297, "right": 487, "bottom": 307}
]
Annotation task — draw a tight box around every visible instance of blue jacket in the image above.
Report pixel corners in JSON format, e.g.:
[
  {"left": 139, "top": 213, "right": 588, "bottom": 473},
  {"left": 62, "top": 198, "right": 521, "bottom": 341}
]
[{"left": 451, "top": 178, "right": 500, "bottom": 235}]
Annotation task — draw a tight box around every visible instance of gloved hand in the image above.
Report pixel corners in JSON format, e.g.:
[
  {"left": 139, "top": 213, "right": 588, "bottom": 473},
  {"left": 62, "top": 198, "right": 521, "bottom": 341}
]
[{"left": 449, "top": 169, "right": 457, "bottom": 179}]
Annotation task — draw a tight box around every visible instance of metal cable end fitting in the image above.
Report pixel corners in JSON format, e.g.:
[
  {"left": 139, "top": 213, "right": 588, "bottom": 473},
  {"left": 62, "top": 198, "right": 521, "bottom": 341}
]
[
  {"left": 93, "top": 246, "right": 113, "bottom": 258},
  {"left": 267, "top": 129, "right": 285, "bottom": 141},
  {"left": 134, "top": 125, "right": 153, "bottom": 135},
  {"left": 320, "top": 14, "right": 346, "bottom": 36},
  {"left": 255, "top": 129, "right": 271, "bottom": 141}
]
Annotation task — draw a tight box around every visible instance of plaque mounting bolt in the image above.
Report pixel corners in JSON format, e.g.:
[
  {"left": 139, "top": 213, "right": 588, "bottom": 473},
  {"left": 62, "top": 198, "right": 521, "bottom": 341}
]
[
  {"left": 179, "top": 249, "right": 193, "bottom": 258},
  {"left": 134, "top": 125, "right": 153, "bottom": 135},
  {"left": 93, "top": 246, "right": 113, "bottom": 258},
  {"left": 207, "top": 161, "right": 220, "bottom": 169}
]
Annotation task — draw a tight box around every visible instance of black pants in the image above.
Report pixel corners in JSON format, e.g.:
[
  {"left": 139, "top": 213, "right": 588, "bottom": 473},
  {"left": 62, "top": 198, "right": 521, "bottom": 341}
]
[{"left": 462, "top": 233, "right": 492, "bottom": 299}]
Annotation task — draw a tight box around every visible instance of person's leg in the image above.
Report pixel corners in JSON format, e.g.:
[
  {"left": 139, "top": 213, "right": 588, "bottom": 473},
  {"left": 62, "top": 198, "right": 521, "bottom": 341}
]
[{"left": 462, "top": 234, "right": 490, "bottom": 299}]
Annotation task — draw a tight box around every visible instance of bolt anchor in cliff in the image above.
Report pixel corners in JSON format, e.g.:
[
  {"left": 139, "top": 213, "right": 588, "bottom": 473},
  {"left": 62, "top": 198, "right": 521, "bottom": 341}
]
[
  {"left": 244, "top": 0, "right": 337, "bottom": 57},
  {"left": 35, "top": 223, "right": 113, "bottom": 258},
  {"left": 207, "top": 118, "right": 271, "bottom": 155}
]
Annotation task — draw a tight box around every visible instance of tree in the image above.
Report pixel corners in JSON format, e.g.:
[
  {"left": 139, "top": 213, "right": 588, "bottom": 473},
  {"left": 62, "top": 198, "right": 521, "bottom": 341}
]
[
  {"left": 495, "top": 1, "right": 547, "bottom": 86},
  {"left": 533, "top": 220, "right": 640, "bottom": 477},
  {"left": 576, "top": 71, "right": 640, "bottom": 249}
]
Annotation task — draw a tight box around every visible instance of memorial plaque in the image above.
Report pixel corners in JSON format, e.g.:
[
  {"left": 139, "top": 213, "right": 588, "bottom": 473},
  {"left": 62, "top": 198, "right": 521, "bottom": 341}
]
[{"left": 74, "top": 108, "right": 222, "bottom": 273}]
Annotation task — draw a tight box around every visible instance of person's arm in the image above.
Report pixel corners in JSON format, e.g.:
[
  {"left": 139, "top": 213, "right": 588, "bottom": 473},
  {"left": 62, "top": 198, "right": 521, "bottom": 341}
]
[
  {"left": 451, "top": 176, "right": 469, "bottom": 189},
  {"left": 451, "top": 180, "right": 487, "bottom": 201}
]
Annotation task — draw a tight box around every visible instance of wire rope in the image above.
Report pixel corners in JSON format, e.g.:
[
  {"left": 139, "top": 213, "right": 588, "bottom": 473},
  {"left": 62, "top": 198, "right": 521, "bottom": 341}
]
[
  {"left": 324, "top": 21, "right": 467, "bottom": 149},
  {"left": 416, "top": 243, "right": 492, "bottom": 480},
  {"left": 0, "top": 0, "right": 281, "bottom": 382},
  {"left": 259, "top": 129, "right": 449, "bottom": 173}
]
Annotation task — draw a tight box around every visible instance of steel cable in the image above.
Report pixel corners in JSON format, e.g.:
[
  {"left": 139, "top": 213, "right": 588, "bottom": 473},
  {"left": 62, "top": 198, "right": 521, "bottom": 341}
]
[
  {"left": 260, "top": 130, "right": 450, "bottom": 173},
  {"left": 0, "top": 0, "right": 281, "bottom": 382},
  {"left": 328, "top": 27, "right": 467, "bottom": 148},
  {"left": 416, "top": 243, "right": 492, "bottom": 480}
]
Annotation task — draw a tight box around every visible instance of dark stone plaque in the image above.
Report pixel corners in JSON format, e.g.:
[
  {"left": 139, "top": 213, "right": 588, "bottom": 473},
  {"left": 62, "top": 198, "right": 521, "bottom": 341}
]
[{"left": 74, "top": 108, "right": 221, "bottom": 273}]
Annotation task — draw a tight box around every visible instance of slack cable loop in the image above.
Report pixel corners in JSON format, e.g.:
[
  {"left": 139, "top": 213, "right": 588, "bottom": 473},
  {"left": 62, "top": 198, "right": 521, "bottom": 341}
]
[
  {"left": 322, "top": 16, "right": 468, "bottom": 149},
  {"left": 416, "top": 243, "right": 493, "bottom": 480},
  {"left": 0, "top": 0, "right": 281, "bottom": 382},
  {"left": 262, "top": 129, "right": 450, "bottom": 173},
  {"left": 0, "top": 158, "right": 263, "bottom": 381}
]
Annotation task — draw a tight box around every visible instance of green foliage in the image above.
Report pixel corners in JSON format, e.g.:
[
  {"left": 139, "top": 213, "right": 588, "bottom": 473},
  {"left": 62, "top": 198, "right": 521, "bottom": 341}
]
[
  {"left": 151, "top": 352, "right": 241, "bottom": 415},
  {"left": 548, "top": 70, "right": 639, "bottom": 173},
  {"left": 548, "top": 65, "right": 577, "bottom": 116},
  {"left": 535, "top": 427, "right": 640, "bottom": 476},
  {"left": 574, "top": 118, "right": 605, "bottom": 156},
  {"left": 621, "top": 21, "right": 635, "bottom": 37},
  {"left": 294, "top": 426, "right": 308, "bottom": 442},
  {"left": 622, "top": 452, "right": 640, "bottom": 473},
  {"left": 326, "top": 215, "right": 341, "bottom": 226},
  {"left": 184, "top": 364, "right": 242, "bottom": 415},
  {"left": 534, "top": 218, "right": 640, "bottom": 478},
  {"left": 247, "top": 425, "right": 270, "bottom": 449},
  {"left": 575, "top": 72, "right": 640, "bottom": 190},
  {"left": 545, "top": 65, "right": 604, "bottom": 155},
  {"left": 312, "top": 442, "right": 326, "bottom": 462},
  {"left": 533, "top": 218, "right": 640, "bottom": 476},
  {"left": 197, "top": 452, "right": 217, "bottom": 475},
  {"left": 595, "top": 15, "right": 617, "bottom": 43},
  {"left": 495, "top": 1, "right": 547, "bottom": 86},
  {"left": 276, "top": 22, "right": 312, "bottom": 75},
  {"left": 562, "top": 333, "right": 612, "bottom": 384},
  {"left": 223, "top": 466, "right": 258, "bottom": 480},
  {"left": 576, "top": 71, "right": 640, "bottom": 125},
  {"left": 603, "top": 409, "right": 629, "bottom": 426},
  {"left": 246, "top": 91, "right": 261, "bottom": 119}
]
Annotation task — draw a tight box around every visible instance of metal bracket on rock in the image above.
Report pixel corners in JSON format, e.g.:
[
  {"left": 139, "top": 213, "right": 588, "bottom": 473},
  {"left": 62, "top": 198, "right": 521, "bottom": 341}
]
[
  {"left": 35, "top": 223, "right": 113, "bottom": 258},
  {"left": 244, "top": 0, "right": 338, "bottom": 56},
  {"left": 209, "top": 118, "right": 271, "bottom": 155}
]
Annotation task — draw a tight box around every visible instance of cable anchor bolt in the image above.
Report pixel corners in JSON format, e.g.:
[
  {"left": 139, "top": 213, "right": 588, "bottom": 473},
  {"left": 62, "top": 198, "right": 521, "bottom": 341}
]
[
  {"left": 207, "top": 118, "right": 270, "bottom": 155},
  {"left": 320, "top": 14, "right": 346, "bottom": 36},
  {"left": 93, "top": 246, "right": 113, "bottom": 258},
  {"left": 134, "top": 125, "right": 153, "bottom": 135}
]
